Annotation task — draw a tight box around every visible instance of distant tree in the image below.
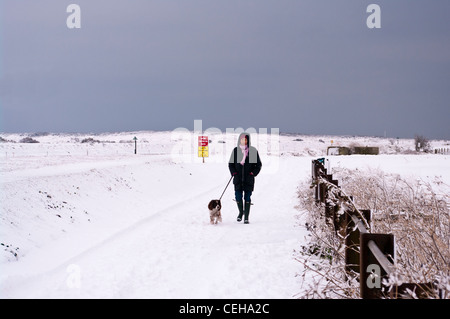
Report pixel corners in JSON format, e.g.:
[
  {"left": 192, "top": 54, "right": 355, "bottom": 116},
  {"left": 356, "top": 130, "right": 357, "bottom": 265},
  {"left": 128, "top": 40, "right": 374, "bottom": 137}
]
[
  {"left": 19, "top": 137, "right": 39, "bottom": 143},
  {"left": 81, "top": 137, "right": 100, "bottom": 144},
  {"left": 414, "top": 135, "right": 431, "bottom": 152}
]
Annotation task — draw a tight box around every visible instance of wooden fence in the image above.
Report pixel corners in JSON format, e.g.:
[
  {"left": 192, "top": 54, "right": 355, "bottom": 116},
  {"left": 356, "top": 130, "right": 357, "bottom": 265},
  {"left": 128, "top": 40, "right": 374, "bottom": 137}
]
[{"left": 311, "top": 158, "right": 440, "bottom": 299}]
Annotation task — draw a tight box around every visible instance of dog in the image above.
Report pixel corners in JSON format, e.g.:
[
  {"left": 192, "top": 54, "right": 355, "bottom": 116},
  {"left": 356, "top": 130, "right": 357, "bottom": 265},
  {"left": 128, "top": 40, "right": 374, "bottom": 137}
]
[{"left": 208, "top": 199, "right": 222, "bottom": 225}]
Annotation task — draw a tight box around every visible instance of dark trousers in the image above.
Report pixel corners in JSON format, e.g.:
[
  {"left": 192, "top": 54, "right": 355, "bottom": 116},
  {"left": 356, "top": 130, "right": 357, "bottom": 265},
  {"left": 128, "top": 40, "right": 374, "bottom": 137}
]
[{"left": 235, "top": 190, "right": 252, "bottom": 202}]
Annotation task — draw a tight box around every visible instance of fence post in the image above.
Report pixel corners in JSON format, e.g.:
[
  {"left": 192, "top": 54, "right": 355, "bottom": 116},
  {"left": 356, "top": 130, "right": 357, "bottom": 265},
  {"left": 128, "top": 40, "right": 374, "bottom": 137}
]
[
  {"left": 345, "top": 210, "right": 371, "bottom": 275},
  {"left": 360, "top": 233, "right": 395, "bottom": 299},
  {"left": 319, "top": 183, "right": 327, "bottom": 203},
  {"left": 324, "top": 173, "right": 340, "bottom": 227},
  {"left": 311, "top": 160, "right": 317, "bottom": 183},
  {"left": 312, "top": 159, "right": 325, "bottom": 202}
]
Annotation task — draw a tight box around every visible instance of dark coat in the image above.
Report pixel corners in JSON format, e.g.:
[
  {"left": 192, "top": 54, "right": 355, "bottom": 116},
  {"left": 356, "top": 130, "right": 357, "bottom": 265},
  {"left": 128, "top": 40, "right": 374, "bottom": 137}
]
[{"left": 228, "top": 132, "right": 262, "bottom": 192}]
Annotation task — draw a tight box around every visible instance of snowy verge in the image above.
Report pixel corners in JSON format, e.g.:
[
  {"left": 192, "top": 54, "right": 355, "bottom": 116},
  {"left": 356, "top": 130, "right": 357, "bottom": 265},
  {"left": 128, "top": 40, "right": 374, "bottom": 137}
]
[{"left": 0, "top": 152, "right": 309, "bottom": 298}]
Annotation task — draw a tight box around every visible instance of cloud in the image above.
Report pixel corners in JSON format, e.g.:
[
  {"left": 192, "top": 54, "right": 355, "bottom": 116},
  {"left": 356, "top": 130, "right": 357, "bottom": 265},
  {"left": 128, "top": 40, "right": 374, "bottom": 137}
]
[{"left": 1, "top": 1, "right": 449, "bottom": 138}]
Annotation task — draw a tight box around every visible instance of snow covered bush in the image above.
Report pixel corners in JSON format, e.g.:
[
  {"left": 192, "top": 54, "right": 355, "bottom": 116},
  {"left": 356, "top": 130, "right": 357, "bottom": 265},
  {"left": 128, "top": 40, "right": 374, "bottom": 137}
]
[
  {"left": 297, "top": 167, "right": 449, "bottom": 299},
  {"left": 296, "top": 180, "right": 361, "bottom": 298}
]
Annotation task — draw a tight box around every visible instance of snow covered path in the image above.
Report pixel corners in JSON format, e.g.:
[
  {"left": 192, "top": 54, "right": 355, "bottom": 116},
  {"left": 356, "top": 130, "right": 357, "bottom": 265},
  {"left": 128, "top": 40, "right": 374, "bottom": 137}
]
[{"left": 0, "top": 155, "right": 310, "bottom": 298}]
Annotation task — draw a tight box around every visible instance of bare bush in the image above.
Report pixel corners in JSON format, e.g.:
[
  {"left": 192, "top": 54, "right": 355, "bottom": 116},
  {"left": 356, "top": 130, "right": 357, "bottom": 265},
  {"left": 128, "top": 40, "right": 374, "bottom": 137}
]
[{"left": 415, "top": 135, "right": 431, "bottom": 152}]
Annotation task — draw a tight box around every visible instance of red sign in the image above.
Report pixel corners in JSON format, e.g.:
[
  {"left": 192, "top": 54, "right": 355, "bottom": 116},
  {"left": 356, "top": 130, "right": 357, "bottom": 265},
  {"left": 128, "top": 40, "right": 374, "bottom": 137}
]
[{"left": 198, "top": 136, "right": 208, "bottom": 147}]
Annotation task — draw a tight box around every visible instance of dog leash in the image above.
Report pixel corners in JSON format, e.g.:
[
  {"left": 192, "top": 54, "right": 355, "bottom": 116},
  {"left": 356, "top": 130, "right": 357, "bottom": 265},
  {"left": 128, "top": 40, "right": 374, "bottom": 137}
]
[{"left": 219, "top": 175, "right": 233, "bottom": 201}]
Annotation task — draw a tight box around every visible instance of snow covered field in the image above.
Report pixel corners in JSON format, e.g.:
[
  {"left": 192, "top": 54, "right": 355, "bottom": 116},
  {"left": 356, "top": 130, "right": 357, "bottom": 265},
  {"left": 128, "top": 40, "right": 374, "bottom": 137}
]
[{"left": 0, "top": 131, "right": 449, "bottom": 298}]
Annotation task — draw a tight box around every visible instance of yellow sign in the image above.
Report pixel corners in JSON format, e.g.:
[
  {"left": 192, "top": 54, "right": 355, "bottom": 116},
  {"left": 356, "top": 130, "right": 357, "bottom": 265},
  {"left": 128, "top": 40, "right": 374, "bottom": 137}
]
[{"left": 198, "top": 146, "right": 209, "bottom": 157}]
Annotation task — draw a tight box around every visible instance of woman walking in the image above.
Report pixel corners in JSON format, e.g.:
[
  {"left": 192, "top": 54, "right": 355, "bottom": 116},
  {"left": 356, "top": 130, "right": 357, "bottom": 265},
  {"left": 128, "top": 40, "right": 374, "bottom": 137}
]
[{"left": 228, "top": 132, "right": 262, "bottom": 224}]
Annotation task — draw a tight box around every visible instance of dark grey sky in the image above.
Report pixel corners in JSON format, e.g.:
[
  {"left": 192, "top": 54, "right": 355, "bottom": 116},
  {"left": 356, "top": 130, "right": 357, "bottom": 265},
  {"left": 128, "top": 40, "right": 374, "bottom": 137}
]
[{"left": 1, "top": 1, "right": 449, "bottom": 139}]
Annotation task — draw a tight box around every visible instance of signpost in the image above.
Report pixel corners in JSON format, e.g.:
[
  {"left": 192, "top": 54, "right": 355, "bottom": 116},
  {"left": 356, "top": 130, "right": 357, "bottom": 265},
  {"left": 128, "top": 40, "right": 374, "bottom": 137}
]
[{"left": 198, "top": 136, "right": 208, "bottom": 163}]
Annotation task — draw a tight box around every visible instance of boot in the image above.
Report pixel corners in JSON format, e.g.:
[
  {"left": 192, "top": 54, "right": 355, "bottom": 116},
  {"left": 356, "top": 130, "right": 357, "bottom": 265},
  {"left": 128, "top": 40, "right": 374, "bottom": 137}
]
[
  {"left": 236, "top": 200, "right": 244, "bottom": 222},
  {"left": 244, "top": 201, "right": 251, "bottom": 224}
]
